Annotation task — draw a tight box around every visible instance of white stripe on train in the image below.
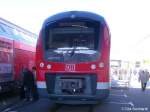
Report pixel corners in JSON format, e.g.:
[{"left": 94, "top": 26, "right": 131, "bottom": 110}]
[
  {"left": 96, "top": 82, "right": 110, "bottom": 89},
  {"left": 37, "top": 81, "right": 110, "bottom": 89}
]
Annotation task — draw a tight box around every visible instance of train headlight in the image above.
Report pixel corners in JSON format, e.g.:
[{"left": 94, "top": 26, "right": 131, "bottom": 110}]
[
  {"left": 90, "top": 64, "right": 96, "bottom": 70},
  {"left": 47, "top": 64, "right": 52, "bottom": 69},
  {"left": 40, "top": 62, "right": 44, "bottom": 68},
  {"left": 99, "top": 62, "right": 104, "bottom": 68}
]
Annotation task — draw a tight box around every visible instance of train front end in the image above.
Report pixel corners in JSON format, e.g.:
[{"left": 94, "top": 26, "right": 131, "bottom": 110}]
[{"left": 36, "top": 11, "right": 110, "bottom": 104}]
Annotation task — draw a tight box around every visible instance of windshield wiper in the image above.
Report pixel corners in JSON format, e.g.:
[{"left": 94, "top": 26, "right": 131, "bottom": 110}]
[{"left": 70, "top": 47, "right": 76, "bottom": 57}]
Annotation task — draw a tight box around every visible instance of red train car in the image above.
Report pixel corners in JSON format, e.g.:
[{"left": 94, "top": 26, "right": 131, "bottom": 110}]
[
  {"left": 36, "top": 11, "right": 111, "bottom": 104},
  {"left": 0, "top": 18, "right": 37, "bottom": 93}
]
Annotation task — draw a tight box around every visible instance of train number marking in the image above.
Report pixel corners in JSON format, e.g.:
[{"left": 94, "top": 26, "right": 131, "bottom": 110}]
[{"left": 65, "top": 64, "right": 75, "bottom": 71}]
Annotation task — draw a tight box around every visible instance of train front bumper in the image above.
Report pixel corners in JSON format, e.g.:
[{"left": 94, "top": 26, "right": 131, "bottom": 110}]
[
  {"left": 45, "top": 73, "right": 109, "bottom": 104},
  {"left": 48, "top": 89, "right": 109, "bottom": 104}
]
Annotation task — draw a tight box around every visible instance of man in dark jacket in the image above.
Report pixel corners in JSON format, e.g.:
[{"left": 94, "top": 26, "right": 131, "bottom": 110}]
[
  {"left": 20, "top": 68, "right": 26, "bottom": 100},
  {"left": 31, "top": 66, "right": 39, "bottom": 101},
  {"left": 22, "top": 68, "right": 35, "bottom": 101}
]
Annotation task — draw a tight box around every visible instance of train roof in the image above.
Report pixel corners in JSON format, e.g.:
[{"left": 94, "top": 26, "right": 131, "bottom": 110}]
[
  {"left": 43, "top": 11, "right": 106, "bottom": 26},
  {"left": 0, "top": 17, "right": 37, "bottom": 37},
  {"left": 0, "top": 17, "right": 37, "bottom": 46}
]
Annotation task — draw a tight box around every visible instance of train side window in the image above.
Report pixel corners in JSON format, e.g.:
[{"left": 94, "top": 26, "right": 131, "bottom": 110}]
[
  {"left": 0, "top": 23, "right": 7, "bottom": 33},
  {"left": 0, "top": 23, "right": 13, "bottom": 35},
  {"left": 13, "top": 29, "right": 19, "bottom": 35},
  {"left": 0, "top": 26, "right": 4, "bottom": 32},
  {"left": 19, "top": 32, "right": 28, "bottom": 41},
  {"left": 6, "top": 26, "right": 14, "bottom": 35}
]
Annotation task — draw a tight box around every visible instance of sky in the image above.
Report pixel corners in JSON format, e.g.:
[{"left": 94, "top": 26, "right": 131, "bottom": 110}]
[{"left": 1, "top": 0, "right": 150, "bottom": 60}]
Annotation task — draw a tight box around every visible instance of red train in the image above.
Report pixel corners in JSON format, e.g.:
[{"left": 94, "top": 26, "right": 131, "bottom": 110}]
[
  {"left": 0, "top": 18, "right": 37, "bottom": 93},
  {"left": 36, "top": 11, "right": 111, "bottom": 104}
]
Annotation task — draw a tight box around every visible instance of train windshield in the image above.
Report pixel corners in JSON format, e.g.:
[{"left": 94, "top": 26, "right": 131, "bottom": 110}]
[{"left": 45, "top": 20, "right": 100, "bottom": 63}]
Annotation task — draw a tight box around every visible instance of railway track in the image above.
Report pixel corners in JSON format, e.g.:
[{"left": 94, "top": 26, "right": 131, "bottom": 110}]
[
  {"left": 1, "top": 102, "right": 96, "bottom": 112},
  {"left": 49, "top": 104, "right": 96, "bottom": 112},
  {"left": 0, "top": 100, "right": 34, "bottom": 112},
  {"left": 1, "top": 96, "right": 97, "bottom": 112}
]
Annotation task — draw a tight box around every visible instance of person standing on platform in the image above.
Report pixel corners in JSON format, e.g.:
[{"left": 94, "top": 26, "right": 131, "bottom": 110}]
[
  {"left": 32, "top": 66, "right": 39, "bottom": 101},
  {"left": 138, "top": 69, "right": 149, "bottom": 91},
  {"left": 23, "top": 68, "right": 35, "bottom": 101},
  {"left": 19, "top": 67, "right": 27, "bottom": 100}
]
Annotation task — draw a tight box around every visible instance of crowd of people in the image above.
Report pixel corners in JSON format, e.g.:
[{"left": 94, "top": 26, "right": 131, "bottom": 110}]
[
  {"left": 20, "top": 66, "right": 39, "bottom": 101},
  {"left": 111, "top": 67, "right": 150, "bottom": 91}
]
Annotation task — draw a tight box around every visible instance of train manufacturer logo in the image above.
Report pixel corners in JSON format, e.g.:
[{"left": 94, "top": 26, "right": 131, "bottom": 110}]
[{"left": 65, "top": 64, "right": 76, "bottom": 71}]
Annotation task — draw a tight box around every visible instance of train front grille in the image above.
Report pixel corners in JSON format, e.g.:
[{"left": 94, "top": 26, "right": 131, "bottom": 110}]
[{"left": 45, "top": 73, "right": 97, "bottom": 95}]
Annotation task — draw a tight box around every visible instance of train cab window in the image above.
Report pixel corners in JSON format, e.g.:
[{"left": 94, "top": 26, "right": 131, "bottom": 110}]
[
  {"left": 45, "top": 21, "right": 100, "bottom": 50},
  {"left": 44, "top": 20, "right": 101, "bottom": 62},
  {"left": 47, "top": 27, "right": 95, "bottom": 49}
]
